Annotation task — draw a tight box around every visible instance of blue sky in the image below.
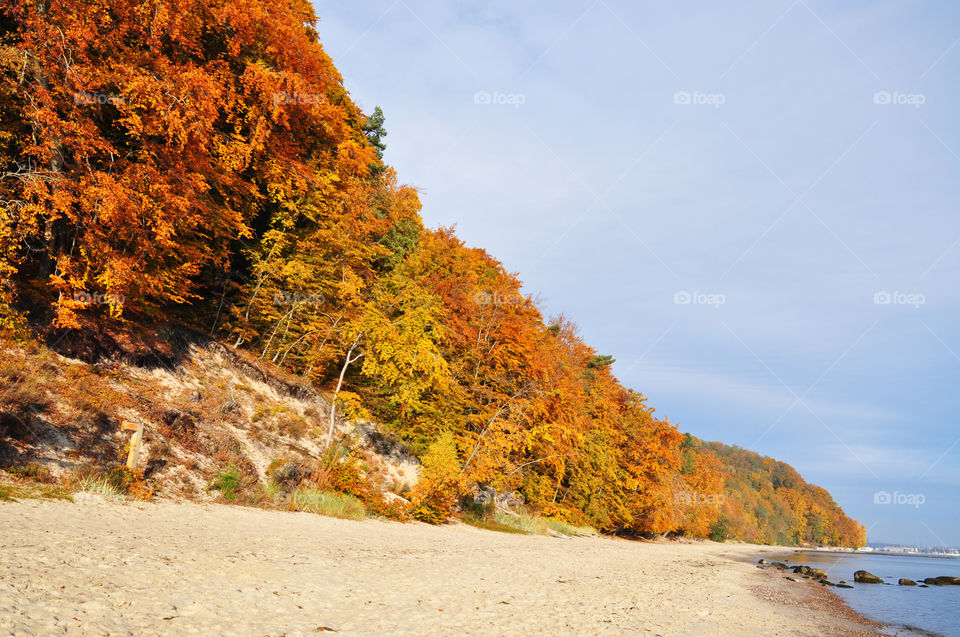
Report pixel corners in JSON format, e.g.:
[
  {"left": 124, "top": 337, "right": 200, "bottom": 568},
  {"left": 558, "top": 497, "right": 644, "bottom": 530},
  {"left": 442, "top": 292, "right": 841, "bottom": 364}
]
[{"left": 314, "top": 1, "right": 960, "bottom": 546}]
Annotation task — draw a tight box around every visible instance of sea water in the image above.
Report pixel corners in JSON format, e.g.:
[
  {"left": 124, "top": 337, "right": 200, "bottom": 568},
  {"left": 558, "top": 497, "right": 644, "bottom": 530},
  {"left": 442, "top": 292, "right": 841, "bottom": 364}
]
[{"left": 783, "top": 551, "right": 959, "bottom": 636}]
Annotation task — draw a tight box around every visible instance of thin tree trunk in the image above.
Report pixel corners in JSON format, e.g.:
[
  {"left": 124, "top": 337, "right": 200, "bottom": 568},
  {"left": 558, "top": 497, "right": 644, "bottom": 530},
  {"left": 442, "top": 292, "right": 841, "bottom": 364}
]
[{"left": 325, "top": 333, "right": 362, "bottom": 450}]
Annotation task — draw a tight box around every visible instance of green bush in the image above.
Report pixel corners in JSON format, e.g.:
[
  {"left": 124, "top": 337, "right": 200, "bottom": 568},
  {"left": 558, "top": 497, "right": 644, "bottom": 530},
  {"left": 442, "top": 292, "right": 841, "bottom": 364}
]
[{"left": 210, "top": 466, "right": 241, "bottom": 501}]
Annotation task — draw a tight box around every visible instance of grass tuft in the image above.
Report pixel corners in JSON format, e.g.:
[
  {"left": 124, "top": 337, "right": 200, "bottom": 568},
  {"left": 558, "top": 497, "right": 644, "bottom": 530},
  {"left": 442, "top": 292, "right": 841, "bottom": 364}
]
[
  {"left": 484, "top": 511, "right": 597, "bottom": 537},
  {"left": 292, "top": 488, "right": 367, "bottom": 520},
  {"left": 461, "top": 511, "right": 530, "bottom": 534},
  {"left": 75, "top": 475, "right": 125, "bottom": 500},
  {"left": 542, "top": 517, "right": 598, "bottom": 537}
]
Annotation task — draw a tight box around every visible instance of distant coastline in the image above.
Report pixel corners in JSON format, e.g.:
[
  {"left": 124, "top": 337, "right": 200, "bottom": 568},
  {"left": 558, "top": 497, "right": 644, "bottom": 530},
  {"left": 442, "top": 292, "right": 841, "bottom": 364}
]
[{"left": 811, "top": 547, "right": 960, "bottom": 560}]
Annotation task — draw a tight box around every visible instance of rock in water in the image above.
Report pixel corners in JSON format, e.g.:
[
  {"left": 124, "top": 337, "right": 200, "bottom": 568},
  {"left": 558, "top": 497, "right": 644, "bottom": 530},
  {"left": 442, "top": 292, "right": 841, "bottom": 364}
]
[
  {"left": 854, "top": 570, "right": 884, "bottom": 584},
  {"left": 791, "top": 565, "right": 829, "bottom": 580},
  {"left": 923, "top": 576, "right": 960, "bottom": 586},
  {"left": 898, "top": 578, "right": 917, "bottom": 586}
]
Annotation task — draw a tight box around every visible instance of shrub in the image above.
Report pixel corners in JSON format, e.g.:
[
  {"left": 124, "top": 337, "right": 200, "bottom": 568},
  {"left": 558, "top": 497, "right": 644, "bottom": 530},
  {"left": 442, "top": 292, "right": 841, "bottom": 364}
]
[
  {"left": 410, "top": 431, "right": 463, "bottom": 524},
  {"left": 7, "top": 462, "right": 53, "bottom": 483},
  {"left": 292, "top": 488, "right": 366, "bottom": 520},
  {"left": 308, "top": 446, "right": 410, "bottom": 521},
  {"left": 210, "top": 465, "right": 241, "bottom": 501}
]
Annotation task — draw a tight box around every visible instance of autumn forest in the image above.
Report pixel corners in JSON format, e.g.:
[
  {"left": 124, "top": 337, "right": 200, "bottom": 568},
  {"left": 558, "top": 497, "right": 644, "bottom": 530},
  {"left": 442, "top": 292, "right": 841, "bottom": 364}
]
[{"left": 0, "top": 0, "right": 866, "bottom": 546}]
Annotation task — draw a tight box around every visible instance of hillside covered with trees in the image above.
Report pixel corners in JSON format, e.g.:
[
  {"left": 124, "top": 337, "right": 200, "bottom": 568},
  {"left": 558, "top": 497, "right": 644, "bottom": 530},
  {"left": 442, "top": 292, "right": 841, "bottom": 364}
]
[{"left": 0, "top": 0, "right": 864, "bottom": 546}]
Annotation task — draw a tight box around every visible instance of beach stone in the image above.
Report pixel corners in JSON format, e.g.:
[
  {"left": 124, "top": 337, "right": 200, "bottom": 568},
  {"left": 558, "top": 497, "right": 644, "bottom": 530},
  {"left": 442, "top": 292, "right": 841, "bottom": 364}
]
[
  {"left": 758, "top": 559, "right": 767, "bottom": 565},
  {"left": 922, "top": 576, "right": 960, "bottom": 586},
  {"left": 898, "top": 578, "right": 917, "bottom": 586},
  {"left": 770, "top": 562, "right": 788, "bottom": 570},
  {"left": 836, "top": 583, "right": 854, "bottom": 589},
  {"left": 854, "top": 570, "right": 884, "bottom": 584}
]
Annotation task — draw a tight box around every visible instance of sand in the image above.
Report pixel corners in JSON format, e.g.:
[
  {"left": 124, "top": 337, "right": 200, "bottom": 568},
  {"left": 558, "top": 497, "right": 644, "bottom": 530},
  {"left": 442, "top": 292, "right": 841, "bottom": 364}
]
[{"left": 0, "top": 496, "right": 880, "bottom": 636}]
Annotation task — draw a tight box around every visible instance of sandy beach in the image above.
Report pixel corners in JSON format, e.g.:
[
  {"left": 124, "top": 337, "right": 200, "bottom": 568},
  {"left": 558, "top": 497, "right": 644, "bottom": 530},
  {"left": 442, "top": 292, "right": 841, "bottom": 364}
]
[{"left": 0, "top": 497, "right": 880, "bottom": 636}]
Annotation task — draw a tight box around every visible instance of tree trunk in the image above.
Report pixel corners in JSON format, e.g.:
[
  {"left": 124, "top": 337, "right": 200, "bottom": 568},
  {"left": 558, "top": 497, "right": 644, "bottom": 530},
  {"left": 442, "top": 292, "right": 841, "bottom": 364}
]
[{"left": 325, "top": 333, "right": 362, "bottom": 450}]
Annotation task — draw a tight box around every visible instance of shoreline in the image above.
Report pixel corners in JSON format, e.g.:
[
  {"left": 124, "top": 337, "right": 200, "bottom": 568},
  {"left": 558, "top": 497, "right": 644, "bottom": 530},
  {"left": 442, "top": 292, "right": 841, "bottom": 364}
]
[
  {"left": 1, "top": 496, "right": 884, "bottom": 635},
  {"left": 773, "top": 549, "right": 951, "bottom": 637},
  {"left": 746, "top": 548, "right": 887, "bottom": 636}
]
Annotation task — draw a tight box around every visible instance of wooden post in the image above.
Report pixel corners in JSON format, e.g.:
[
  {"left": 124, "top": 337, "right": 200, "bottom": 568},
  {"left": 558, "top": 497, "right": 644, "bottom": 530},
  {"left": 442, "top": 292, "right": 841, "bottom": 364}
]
[{"left": 122, "top": 422, "right": 144, "bottom": 470}]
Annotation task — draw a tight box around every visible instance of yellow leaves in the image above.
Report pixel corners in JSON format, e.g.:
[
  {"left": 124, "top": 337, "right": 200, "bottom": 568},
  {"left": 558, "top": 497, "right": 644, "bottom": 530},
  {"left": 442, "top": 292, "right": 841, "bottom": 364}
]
[
  {"left": 335, "top": 390, "right": 371, "bottom": 422},
  {"left": 411, "top": 431, "right": 463, "bottom": 524}
]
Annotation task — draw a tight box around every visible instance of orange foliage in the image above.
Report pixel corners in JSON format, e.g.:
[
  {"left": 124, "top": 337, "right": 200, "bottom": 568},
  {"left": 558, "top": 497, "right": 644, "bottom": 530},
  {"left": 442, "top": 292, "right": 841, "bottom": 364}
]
[{"left": 0, "top": 0, "right": 863, "bottom": 546}]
